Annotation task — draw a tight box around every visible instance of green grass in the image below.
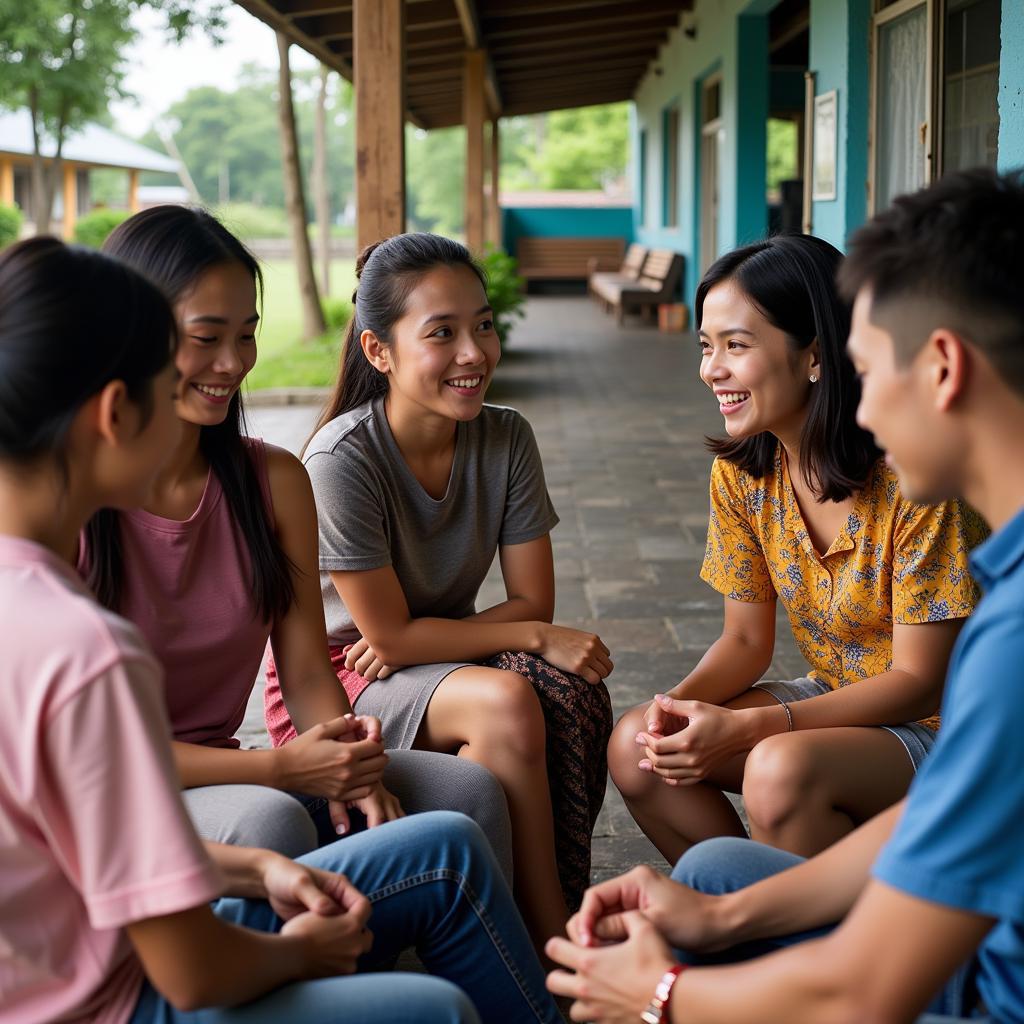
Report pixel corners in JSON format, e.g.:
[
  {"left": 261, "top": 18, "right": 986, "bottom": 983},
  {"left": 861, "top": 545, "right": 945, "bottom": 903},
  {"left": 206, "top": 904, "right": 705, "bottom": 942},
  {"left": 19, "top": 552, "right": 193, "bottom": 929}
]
[{"left": 249, "top": 257, "right": 356, "bottom": 389}]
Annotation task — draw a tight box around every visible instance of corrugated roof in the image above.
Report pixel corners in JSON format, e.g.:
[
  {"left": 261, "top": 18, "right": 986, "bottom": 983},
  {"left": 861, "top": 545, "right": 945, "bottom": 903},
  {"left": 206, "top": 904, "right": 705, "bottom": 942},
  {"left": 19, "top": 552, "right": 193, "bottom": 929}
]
[{"left": 0, "top": 111, "right": 178, "bottom": 173}]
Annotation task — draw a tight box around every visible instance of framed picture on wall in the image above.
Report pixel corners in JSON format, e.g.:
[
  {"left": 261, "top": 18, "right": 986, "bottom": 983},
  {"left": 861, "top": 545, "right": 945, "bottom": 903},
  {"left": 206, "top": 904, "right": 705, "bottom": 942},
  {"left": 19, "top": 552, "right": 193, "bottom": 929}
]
[{"left": 812, "top": 89, "right": 838, "bottom": 201}]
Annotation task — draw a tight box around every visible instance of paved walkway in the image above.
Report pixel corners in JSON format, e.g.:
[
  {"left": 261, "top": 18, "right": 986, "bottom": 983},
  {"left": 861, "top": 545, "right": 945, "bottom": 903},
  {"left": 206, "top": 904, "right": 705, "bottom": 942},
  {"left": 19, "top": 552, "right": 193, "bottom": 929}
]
[{"left": 243, "top": 295, "right": 804, "bottom": 881}]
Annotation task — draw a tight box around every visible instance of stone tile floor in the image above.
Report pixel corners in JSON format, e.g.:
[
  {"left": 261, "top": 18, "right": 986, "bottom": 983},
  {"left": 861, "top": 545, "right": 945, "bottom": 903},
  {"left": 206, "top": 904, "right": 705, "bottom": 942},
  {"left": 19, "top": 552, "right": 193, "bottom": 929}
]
[{"left": 242, "top": 295, "right": 805, "bottom": 882}]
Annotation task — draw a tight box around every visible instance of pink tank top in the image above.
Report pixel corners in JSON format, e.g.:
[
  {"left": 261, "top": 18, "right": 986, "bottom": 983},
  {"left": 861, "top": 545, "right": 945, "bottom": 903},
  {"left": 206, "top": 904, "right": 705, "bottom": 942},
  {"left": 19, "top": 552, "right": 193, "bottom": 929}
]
[{"left": 81, "top": 439, "right": 274, "bottom": 748}]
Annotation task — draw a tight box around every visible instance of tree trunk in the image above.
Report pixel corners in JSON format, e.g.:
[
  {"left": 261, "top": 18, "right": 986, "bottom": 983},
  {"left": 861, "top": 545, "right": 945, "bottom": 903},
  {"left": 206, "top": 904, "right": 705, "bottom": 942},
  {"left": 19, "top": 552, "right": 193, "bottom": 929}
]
[
  {"left": 314, "top": 63, "right": 331, "bottom": 297},
  {"left": 276, "top": 31, "right": 324, "bottom": 341},
  {"left": 27, "top": 88, "right": 51, "bottom": 234}
]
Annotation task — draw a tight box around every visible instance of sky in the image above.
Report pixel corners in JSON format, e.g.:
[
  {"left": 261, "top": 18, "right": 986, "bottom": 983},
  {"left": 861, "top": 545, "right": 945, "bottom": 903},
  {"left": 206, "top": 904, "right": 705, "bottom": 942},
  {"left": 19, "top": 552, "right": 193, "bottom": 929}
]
[{"left": 110, "top": 0, "right": 317, "bottom": 139}]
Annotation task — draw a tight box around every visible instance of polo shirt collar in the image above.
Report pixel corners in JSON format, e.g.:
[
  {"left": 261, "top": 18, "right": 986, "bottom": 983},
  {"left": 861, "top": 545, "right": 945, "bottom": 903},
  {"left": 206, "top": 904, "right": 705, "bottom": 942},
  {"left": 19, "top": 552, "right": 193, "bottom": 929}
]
[{"left": 970, "top": 504, "right": 1024, "bottom": 591}]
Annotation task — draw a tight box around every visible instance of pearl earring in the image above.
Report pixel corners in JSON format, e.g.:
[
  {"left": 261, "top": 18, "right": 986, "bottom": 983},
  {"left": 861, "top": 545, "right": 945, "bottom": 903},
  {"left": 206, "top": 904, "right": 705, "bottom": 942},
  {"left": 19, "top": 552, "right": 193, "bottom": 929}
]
[{"left": 809, "top": 374, "right": 818, "bottom": 383}]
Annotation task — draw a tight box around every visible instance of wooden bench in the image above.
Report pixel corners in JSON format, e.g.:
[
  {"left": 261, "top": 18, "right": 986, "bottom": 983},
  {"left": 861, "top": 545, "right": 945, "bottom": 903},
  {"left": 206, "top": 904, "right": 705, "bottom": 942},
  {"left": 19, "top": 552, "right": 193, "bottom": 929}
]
[
  {"left": 589, "top": 248, "right": 686, "bottom": 326},
  {"left": 516, "top": 236, "right": 626, "bottom": 283},
  {"left": 587, "top": 243, "right": 648, "bottom": 299}
]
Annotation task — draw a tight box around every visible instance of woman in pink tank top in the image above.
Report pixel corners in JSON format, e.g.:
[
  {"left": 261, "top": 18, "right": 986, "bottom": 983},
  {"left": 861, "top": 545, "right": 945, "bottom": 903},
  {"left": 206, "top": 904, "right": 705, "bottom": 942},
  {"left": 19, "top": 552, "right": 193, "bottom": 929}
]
[{"left": 83, "top": 207, "right": 401, "bottom": 843}]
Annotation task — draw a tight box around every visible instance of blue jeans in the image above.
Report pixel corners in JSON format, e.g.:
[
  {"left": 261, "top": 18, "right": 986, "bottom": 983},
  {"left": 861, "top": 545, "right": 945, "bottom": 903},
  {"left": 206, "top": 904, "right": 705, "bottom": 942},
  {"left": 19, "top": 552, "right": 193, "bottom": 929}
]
[
  {"left": 672, "top": 837, "right": 986, "bottom": 1023},
  {"left": 130, "top": 811, "right": 560, "bottom": 1024}
]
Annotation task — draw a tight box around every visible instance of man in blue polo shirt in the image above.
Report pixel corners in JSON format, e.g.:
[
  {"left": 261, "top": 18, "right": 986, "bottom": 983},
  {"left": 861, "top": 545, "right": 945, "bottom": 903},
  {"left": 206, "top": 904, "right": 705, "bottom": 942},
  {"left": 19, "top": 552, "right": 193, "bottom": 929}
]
[{"left": 545, "top": 168, "right": 1024, "bottom": 1023}]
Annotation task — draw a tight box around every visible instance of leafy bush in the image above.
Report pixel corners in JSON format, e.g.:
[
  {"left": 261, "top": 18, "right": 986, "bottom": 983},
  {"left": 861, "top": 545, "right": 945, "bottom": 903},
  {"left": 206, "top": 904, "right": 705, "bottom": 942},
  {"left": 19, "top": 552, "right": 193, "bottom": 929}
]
[
  {"left": 214, "top": 202, "right": 289, "bottom": 241},
  {"left": 0, "top": 204, "right": 22, "bottom": 249},
  {"left": 480, "top": 246, "right": 526, "bottom": 344},
  {"left": 321, "top": 296, "right": 353, "bottom": 333},
  {"left": 74, "top": 209, "right": 131, "bottom": 248}
]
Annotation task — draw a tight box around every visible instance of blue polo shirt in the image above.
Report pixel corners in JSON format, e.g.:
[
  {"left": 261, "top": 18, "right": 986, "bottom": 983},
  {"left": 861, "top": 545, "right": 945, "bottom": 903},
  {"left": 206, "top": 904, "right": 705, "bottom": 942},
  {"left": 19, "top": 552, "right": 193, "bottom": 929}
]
[{"left": 875, "top": 504, "right": 1024, "bottom": 1023}]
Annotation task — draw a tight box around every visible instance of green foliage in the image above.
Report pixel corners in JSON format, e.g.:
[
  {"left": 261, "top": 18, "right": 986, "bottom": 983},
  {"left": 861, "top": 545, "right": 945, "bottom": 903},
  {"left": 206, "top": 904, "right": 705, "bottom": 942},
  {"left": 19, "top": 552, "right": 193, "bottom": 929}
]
[
  {"left": 502, "top": 104, "right": 630, "bottom": 191},
  {"left": 73, "top": 208, "right": 131, "bottom": 248},
  {"left": 321, "top": 296, "right": 352, "bottom": 332},
  {"left": 406, "top": 125, "right": 465, "bottom": 237},
  {"left": 0, "top": 203, "right": 22, "bottom": 248},
  {"left": 214, "top": 201, "right": 290, "bottom": 241},
  {"left": 480, "top": 247, "right": 526, "bottom": 344},
  {"left": 144, "top": 67, "right": 354, "bottom": 218},
  {"left": 767, "top": 118, "right": 799, "bottom": 195},
  {"left": 246, "top": 330, "right": 340, "bottom": 390}
]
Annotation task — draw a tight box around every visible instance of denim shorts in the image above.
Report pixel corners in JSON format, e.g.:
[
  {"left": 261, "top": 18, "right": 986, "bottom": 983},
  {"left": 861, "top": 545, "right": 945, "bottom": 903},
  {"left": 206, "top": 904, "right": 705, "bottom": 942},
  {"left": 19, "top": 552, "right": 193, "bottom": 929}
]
[{"left": 753, "top": 676, "right": 937, "bottom": 772}]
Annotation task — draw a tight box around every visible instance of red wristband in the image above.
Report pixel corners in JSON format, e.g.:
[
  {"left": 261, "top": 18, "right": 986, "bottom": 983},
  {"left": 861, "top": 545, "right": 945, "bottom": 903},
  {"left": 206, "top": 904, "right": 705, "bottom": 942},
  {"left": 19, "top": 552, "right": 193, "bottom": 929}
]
[{"left": 640, "top": 963, "right": 686, "bottom": 1023}]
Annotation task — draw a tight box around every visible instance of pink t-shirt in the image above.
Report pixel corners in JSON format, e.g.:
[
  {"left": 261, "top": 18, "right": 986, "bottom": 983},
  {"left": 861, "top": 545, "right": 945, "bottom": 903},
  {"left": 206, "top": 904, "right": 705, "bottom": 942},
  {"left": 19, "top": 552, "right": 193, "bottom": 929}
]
[
  {"left": 0, "top": 536, "right": 224, "bottom": 1024},
  {"left": 80, "top": 439, "right": 274, "bottom": 748}
]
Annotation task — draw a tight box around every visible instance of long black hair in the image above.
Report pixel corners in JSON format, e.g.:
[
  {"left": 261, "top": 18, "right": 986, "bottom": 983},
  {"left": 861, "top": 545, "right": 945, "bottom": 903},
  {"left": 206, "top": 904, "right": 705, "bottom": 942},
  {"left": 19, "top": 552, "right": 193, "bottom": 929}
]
[
  {"left": 0, "top": 236, "right": 175, "bottom": 470},
  {"left": 86, "top": 205, "right": 294, "bottom": 622},
  {"left": 309, "top": 232, "right": 487, "bottom": 449},
  {"left": 696, "top": 234, "right": 880, "bottom": 501}
]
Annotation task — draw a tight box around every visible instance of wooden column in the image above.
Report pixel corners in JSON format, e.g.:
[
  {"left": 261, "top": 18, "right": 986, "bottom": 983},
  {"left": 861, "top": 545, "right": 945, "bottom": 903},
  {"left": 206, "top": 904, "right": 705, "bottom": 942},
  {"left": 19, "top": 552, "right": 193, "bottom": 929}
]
[
  {"left": 463, "top": 49, "right": 486, "bottom": 253},
  {"left": 128, "top": 169, "right": 140, "bottom": 213},
  {"left": 354, "top": 0, "right": 405, "bottom": 252},
  {"left": 486, "top": 116, "right": 501, "bottom": 249},
  {"left": 62, "top": 163, "right": 77, "bottom": 239},
  {"left": 0, "top": 159, "right": 13, "bottom": 207}
]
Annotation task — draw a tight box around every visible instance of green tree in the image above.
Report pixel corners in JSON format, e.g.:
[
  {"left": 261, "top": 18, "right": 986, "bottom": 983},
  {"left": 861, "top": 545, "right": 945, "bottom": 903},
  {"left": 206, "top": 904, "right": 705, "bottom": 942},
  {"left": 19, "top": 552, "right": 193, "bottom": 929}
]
[
  {"left": 405, "top": 125, "right": 465, "bottom": 236},
  {"left": 0, "top": 0, "right": 225, "bottom": 233}
]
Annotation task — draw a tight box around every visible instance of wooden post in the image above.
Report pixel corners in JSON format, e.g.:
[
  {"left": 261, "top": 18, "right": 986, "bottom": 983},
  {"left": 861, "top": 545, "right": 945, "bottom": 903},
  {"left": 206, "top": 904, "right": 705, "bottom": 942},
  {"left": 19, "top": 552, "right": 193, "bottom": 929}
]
[
  {"left": 354, "top": 0, "right": 405, "bottom": 252},
  {"left": 128, "top": 169, "right": 140, "bottom": 213},
  {"left": 0, "top": 159, "right": 13, "bottom": 207},
  {"left": 62, "top": 162, "right": 77, "bottom": 240},
  {"left": 277, "top": 31, "right": 325, "bottom": 341},
  {"left": 463, "top": 49, "right": 486, "bottom": 253},
  {"left": 487, "top": 116, "right": 501, "bottom": 249}
]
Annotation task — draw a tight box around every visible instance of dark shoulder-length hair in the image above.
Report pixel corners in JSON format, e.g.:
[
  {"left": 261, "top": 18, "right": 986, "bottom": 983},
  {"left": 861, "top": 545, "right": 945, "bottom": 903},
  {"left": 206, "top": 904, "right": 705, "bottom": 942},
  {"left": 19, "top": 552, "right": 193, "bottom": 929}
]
[
  {"left": 696, "top": 234, "right": 880, "bottom": 501},
  {"left": 307, "top": 232, "right": 487, "bottom": 451},
  {"left": 86, "top": 205, "right": 294, "bottom": 623}
]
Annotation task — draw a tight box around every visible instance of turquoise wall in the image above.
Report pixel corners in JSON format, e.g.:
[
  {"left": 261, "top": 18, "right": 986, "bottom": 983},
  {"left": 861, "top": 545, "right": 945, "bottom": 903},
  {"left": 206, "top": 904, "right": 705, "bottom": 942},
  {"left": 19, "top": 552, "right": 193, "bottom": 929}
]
[
  {"left": 807, "top": 0, "right": 870, "bottom": 250},
  {"left": 502, "top": 206, "right": 633, "bottom": 256},
  {"left": 998, "top": 0, "right": 1024, "bottom": 171}
]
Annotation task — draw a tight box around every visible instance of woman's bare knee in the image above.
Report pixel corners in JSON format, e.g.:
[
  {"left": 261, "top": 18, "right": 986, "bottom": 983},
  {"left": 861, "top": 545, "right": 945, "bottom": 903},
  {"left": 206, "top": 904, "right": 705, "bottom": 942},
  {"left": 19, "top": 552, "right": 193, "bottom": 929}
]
[
  {"left": 742, "top": 733, "right": 820, "bottom": 834},
  {"left": 608, "top": 705, "right": 660, "bottom": 800},
  {"left": 467, "top": 669, "right": 546, "bottom": 762}
]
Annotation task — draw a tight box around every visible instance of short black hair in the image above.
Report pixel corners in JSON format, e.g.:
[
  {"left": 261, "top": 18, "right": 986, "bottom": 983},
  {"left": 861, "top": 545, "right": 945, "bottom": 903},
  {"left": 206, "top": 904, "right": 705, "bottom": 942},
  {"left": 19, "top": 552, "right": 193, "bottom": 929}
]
[
  {"left": 696, "top": 234, "right": 880, "bottom": 501},
  {"left": 839, "top": 168, "right": 1024, "bottom": 394}
]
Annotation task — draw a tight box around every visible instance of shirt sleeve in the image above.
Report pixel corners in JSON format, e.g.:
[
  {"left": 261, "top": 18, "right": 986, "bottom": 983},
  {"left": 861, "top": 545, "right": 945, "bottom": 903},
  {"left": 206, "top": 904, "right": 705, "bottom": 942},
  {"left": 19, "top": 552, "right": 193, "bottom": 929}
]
[
  {"left": 700, "top": 458, "right": 775, "bottom": 603},
  {"left": 39, "top": 654, "right": 224, "bottom": 931},
  {"left": 873, "top": 612, "right": 1024, "bottom": 923},
  {"left": 891, "top": 497, "right": 983, "bottom": 623},
  {"left": 305, "top": 450, "right": 392, "bottom": 571},
  {"left": 499, "top": 414, "right": 560, "bottom": 546}
]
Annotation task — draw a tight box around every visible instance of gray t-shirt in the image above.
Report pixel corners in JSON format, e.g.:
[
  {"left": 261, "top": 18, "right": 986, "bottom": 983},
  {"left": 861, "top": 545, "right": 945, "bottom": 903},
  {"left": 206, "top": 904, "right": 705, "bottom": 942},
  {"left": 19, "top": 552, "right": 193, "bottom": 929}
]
[{"left": 304, "top": 397, "right": 559, "bottom": 645}]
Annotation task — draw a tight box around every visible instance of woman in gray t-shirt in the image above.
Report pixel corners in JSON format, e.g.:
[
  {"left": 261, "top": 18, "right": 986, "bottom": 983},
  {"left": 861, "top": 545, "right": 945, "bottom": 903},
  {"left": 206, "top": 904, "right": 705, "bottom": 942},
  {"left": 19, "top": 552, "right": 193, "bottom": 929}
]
[{"left": 264, "top": 233, "right": 614, "bottom": 949}]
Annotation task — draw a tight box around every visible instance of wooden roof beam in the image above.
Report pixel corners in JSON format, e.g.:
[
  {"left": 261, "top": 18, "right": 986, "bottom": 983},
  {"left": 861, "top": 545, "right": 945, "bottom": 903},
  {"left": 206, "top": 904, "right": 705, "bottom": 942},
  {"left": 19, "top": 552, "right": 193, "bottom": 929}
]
[
  {"left": 484, "top": 2, "right": 684, "bottom": 40},
  {"left": 452, "top": 1, "right": 502, "bottom": 119}
]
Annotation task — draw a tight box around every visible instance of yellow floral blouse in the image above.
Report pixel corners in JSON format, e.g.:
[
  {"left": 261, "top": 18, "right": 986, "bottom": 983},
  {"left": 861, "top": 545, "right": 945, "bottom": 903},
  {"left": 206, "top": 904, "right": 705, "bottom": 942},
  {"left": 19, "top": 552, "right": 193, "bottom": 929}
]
[{"left": 700, "top": 449, "right": 987, "bottom": 730}]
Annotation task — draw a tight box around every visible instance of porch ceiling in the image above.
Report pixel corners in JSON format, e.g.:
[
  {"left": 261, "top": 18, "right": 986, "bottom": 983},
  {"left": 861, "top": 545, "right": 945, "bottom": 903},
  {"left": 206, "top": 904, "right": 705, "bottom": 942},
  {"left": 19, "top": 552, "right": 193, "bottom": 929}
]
[{"left": 234, "top": 0, "right": 693, "bottom": 128}]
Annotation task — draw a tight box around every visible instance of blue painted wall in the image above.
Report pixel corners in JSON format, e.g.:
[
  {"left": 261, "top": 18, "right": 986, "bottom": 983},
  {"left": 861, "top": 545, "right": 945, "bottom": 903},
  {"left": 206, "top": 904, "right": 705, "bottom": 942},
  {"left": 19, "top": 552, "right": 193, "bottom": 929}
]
[
  {"left": 807, "top": 0, "right": 870, "bottom": 250},
  {"left": 998, "top": 0, "right": 1024, "bottom": 171},
  {"left": 501, "top": 206, "right": 633, "bottom": 257}
]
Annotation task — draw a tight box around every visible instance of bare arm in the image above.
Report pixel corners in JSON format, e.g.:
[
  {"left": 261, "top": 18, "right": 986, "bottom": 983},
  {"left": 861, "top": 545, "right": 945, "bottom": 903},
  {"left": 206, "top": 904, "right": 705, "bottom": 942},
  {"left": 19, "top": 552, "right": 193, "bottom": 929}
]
[
  {"left": 738, "top": 618, "right": 963, "bottom": 745},
  {"left": 669, "top": 882, "right": 991, "bottom": 1024},
  {"left": 467, "top": 535, "right": 556, "bottom": 624},
  {"left": 331, "top": 543, "right": 611, "bottom": 683},
  {"left": 670, "top": 597, "right": 777, "bottom": 706}
]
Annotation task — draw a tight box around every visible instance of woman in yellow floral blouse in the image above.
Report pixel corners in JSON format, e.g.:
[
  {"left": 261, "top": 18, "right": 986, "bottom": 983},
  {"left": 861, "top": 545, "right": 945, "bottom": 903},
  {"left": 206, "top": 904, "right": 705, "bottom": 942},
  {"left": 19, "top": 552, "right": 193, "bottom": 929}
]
[{"left": 609, "top": 234, "right": 985, "bottom": 861}]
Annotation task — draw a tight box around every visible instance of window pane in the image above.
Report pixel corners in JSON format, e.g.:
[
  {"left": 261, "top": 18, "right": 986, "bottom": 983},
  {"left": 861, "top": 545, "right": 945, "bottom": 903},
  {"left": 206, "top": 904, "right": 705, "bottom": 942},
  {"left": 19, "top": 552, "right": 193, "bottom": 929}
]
[
  {"left": 943, "top": 0, "right": 1000, "bottom": 173},
  {"left": 875, "top": 4, "right": 928, "bottom": 210}
]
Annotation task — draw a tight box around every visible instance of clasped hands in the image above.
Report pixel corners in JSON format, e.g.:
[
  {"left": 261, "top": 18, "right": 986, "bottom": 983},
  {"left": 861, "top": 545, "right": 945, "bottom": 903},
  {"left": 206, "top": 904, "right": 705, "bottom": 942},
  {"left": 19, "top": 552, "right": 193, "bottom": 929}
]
[
  {"left": 546, "top": 865, "right": 726, "bottom": 1022},
  {"left": 636, "top": 693, "right": 755, "bottom": 785},
  {"left": 276, "top": 712, "right": 404, "bottom": 835}
]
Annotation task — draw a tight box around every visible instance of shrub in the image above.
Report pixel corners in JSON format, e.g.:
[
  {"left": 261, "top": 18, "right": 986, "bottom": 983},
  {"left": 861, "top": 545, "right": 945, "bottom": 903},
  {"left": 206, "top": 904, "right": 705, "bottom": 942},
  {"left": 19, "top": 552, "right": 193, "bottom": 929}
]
[
  {"left": 214, "top": 202, "right": 289, "bottom": 241},
  {"left": 480, "top": 246, "right": 526, "bottom": 344},
  {"left": 321, "top": 295, "right": 353, "bottom": 333},
  {"left": 0, "top": 204, "right": 22, "bottom": 249},
  {"left": 74, "top": 208, "right": 131, "bottom": 248}
]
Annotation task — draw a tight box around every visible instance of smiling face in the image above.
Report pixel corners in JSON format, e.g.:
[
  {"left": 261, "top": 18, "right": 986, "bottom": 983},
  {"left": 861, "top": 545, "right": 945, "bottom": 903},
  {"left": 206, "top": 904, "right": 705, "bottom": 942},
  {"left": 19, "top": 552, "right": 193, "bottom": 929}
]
[
  {"left": 698, "top": 279, "right": 817, "bottom": 441},
  {"left": 366, "top": 263, "right": 500, "bottom": 423},
  {"left": 173, "top": 261, "right": 258, "bottom": 427}
]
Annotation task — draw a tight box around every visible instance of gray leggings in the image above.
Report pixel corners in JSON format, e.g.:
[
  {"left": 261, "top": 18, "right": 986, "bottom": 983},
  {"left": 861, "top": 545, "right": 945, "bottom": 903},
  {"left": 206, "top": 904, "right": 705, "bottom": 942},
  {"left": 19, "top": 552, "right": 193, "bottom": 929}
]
[{"left": 183, "top": 749, "right": 513, "bottom": 883}]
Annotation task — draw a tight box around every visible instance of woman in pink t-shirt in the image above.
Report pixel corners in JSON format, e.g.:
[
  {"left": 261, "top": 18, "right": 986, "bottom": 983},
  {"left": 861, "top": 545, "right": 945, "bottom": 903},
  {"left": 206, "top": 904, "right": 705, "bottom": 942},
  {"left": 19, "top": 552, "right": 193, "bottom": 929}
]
[
  {"left": 81, "top": 207, "right": 511, "bottom": 872},
  {"left": 0, "top": 237, "right": 560, "bottom": 1023}
]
